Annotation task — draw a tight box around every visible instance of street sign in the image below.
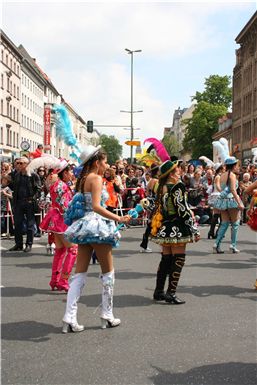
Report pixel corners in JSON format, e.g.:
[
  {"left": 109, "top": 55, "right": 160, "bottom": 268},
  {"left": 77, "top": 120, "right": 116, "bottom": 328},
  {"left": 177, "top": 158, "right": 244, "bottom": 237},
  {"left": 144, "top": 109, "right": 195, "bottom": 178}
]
[{"left": 125, "top": 140, "right": 141, "bottom": 146}]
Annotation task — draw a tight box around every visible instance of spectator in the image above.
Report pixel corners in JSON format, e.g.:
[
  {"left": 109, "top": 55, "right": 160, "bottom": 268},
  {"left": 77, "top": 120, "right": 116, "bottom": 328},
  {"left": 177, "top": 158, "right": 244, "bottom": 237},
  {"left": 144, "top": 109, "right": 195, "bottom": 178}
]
[
  {"left": 1, "top": 174, "right": 13, "bottom": 236},
  {"left": 9, "top": 157, "right": 41, "bottom": 252}
]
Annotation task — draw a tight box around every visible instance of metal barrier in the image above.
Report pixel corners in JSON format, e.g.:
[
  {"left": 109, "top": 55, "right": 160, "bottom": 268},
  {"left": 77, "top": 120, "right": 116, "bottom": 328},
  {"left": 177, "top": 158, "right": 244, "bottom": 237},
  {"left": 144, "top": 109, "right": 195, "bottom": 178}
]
[{"left": 0, "top": 211, "right": 45, "bottom": 239}]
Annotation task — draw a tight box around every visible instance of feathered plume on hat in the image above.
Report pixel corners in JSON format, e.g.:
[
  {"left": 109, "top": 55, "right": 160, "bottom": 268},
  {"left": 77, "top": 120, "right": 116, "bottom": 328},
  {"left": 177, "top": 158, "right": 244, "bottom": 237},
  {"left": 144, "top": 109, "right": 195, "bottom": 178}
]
[
  {"left": 212, "top": 137, "right": 230, "bottom": 163},
  {"left": 26, "top": 154, "right": 62, "bottom": 176},
  {"left": 135, "top": 148, "right": 162, "bottom": 166},
  {"left": 144, "top": 138, "right": 170, "bottom": 162},
  {"left": 199, "top": 156, "right": 215, "bottom": 168},
  {"left": 53, "top": 104, "right": 81, "bottom": 159},
  {"left": 252, "top": 148, "right": 257, "bottom": 165}
]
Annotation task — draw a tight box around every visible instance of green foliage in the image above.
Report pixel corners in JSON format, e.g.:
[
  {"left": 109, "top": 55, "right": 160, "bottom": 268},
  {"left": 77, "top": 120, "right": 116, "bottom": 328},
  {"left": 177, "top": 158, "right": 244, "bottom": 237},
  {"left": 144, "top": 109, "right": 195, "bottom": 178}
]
[
  {"left": 99, "top": 134, "right": 122, "bottom": 165},
  {"left": 162, "top": 134, "right": 179, "bottom": 157},
  {"left": 193, "top": 75, "right": 232, "bottom": 108},
  {"left": 183, "top": 74, "right": 232, "bottom": 159}
]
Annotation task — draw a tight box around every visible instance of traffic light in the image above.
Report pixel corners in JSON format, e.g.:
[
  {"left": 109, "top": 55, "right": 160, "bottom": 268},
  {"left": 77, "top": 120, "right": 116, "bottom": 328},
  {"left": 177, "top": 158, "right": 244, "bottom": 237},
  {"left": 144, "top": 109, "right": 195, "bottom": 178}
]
[{"left": 87, "top": 120, "right": 94, "bottom": 133}]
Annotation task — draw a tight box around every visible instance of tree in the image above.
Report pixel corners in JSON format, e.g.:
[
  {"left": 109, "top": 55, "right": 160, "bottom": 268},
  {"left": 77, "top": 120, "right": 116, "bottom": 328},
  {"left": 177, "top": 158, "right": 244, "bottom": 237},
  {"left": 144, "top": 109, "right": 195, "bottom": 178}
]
[
  {"left": 99, "top": 134, "right": 123, "bottom": 165},
  {"left": 182, "top": 75, "right": 232, "bottom": 159},
  {"left": 162, "top": 134, "right": 180, "bottom": 157}
]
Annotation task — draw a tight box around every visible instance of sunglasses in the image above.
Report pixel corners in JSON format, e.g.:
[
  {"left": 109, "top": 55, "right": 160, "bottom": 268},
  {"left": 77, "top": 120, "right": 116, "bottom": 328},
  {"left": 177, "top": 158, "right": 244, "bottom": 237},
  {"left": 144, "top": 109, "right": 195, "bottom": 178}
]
[
  {"left": 39, "top": 169, "right": 45, "bottom": 172},
  {"left": 16, "top": 162, "right": 25, "bottom": 165}
]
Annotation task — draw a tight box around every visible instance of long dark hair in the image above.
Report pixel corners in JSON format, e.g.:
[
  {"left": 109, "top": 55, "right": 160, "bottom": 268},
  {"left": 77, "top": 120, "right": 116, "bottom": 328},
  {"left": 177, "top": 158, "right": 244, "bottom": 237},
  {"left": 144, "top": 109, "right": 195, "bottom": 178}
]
[{"left": 75, "top": 150, "right": 106, "bottom": 192}]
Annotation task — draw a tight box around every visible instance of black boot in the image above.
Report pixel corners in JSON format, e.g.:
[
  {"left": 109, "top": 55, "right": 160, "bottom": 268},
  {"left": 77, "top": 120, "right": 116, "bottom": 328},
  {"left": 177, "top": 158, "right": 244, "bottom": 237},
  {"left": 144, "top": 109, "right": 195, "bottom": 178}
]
[
  {"left": 166, "top": 253, "right": 186, "bottom": 304},
  {"left": 153, "top": 254, "right": 171, "bottom": 301},
  {"left": 208, "top": 214, "right": 219, "bottom": 239}
]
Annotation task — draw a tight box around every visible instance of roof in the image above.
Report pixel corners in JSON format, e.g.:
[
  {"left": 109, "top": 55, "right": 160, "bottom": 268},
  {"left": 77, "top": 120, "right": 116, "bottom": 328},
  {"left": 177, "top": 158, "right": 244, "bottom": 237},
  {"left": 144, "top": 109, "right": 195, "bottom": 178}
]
[{"left": 235, "top": 10, "right": 257, "bottom": 43}]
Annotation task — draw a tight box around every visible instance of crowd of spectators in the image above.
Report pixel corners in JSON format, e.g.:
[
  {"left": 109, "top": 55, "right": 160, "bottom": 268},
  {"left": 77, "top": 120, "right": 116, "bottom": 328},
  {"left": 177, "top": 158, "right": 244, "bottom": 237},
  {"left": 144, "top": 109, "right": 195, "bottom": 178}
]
[{"left": 1, "top": 155, "right": 257, "bottom": 246}]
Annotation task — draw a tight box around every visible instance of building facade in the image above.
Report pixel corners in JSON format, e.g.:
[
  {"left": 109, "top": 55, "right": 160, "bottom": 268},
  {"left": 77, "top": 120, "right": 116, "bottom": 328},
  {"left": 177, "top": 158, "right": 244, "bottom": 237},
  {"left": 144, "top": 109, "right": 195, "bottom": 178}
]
[
  {"left": 0, "top": 31, "right": 22, "bottom": 161},
  {"left": 0, "top": 30, "right": 98, "bottom": 163},
  {"left": 232, "top": 11, "right": 257, "bottom": 162}
]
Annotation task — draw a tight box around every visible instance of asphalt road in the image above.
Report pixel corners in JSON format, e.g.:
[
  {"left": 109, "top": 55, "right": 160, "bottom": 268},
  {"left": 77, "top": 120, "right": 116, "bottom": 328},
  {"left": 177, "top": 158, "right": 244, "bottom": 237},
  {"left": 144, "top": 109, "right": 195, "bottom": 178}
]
[{"left": 1, "top": 224, "right": 256, "bottom": 385}]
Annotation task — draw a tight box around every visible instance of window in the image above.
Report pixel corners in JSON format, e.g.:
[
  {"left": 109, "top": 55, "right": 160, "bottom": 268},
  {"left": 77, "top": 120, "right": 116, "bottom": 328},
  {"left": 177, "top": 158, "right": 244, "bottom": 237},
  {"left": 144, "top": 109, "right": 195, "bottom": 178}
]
[
  {"left": 10, "top": 80, "right": 12, "bottom": 94},
  {"left": 1, "top": 74, "right": 3, "bottom": 89},
  {"left": 13, "top": 107, "right": 16, "bottom": 121},
  {"left": 17, "top": 86, "right": 19, "bottom": 99},
  {"left": 17, "top": 109, "right": 19, "bottom": 122},
  {"left": 14, "top": 62, "right": 16, "bottom": 73},
  {"left": 9, "top": 105, "right": 12, "bottom": 119},
  {"left": 9, "top": 129, "right": 12, "bottom": 146},
  {"left": 10, "top": 58, "right": 12, "bottom": 70},
  {"left": 16, "top": 133, "right": 19, "bottom": 147},
  {"left": 6, "top": 102, "right": 9, "bottom": 117},
  {"left": 243, "top": 121, "right": 252, "bottom": 140},
  {"left": 6, "top": 127, "right": 10, "bottom": 145},
  {"left": 13, "top": 131, "right": 15, "bottom": 147},
  {"left": 1, "top": 50, "right": 3, "bottom": 62},
  {"left": 14, "top": 84, "right": 16, "bottom": 98},
  {"left": 17, "top": 66, "right": 19, "bottom": 76},
  {"left": 6, "top": 54, "right": 8, "bottom": 67},
  {"left": 0, "top": 127, "right": 3, "bottom": 144},
  {"left": 1, "top": 100, "right": 3, "bottom": 114},
  {"left": 7, "top": 77, "right": 9, "bottom": 92}
]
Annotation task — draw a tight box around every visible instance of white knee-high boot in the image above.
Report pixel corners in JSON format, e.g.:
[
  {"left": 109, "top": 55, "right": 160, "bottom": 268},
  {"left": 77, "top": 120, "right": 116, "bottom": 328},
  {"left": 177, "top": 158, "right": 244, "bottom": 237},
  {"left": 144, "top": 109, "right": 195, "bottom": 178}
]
[
  {"left": 100, "top": 270, "right": 120, "bottom": 329},
  {"left": 62, "top": 272, "right": 87, "bottom": 333}
]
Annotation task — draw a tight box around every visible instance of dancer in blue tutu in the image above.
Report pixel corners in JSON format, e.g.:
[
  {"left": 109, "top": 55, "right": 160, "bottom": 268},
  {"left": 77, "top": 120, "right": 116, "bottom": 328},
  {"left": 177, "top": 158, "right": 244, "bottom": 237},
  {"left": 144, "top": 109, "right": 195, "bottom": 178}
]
[
  {"left": 213, "top": 156, "right": 244, "bottom": 253},
  {"left": 62, "top": 145, "right": 130, "bottom": 333}
]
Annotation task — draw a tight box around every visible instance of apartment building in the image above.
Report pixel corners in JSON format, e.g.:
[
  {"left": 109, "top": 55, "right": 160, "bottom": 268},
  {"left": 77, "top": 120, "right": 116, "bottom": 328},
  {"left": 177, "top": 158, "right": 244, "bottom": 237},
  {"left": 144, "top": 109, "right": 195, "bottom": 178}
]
[
  {"left": 0, "top": 31, "right": 22, "bottom": 161},
  {"left": 18, "top": 45, "right": 46, "bottom": 154},
  {"left": 232, "top": 10, "right": 257, "bottom": 162}
]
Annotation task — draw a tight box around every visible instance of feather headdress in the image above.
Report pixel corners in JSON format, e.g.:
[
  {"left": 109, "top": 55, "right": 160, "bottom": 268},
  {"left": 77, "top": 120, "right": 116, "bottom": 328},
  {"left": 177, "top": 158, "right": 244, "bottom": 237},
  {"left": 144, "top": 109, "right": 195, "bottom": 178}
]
[
  {"left": 53, "top": 104, "right": 81, "bottom": 157},
  {"left": 136, "top": 148, "right": 161, "bottom": 166},
  {"left": 144, "top": 138, "right": 170, "bottom": 162},
  {"left": 26, "top": 154, "right": 62, "bottom": 176},
  {"left": 212, "top": 137, "right": 230, "bottom": 163},
  {"left": 252, "top": 148, "right": 257, "bottom": 165},
  {"left": 199, "top": 156, "right": 215, "bottom": 168}
]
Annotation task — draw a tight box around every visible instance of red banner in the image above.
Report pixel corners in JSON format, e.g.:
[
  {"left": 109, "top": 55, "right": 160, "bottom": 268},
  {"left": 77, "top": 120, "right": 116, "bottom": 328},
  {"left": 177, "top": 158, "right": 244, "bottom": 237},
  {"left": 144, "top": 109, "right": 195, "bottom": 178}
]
[{"left": 44, "top": 106, "right": 51, "bottom": 147}]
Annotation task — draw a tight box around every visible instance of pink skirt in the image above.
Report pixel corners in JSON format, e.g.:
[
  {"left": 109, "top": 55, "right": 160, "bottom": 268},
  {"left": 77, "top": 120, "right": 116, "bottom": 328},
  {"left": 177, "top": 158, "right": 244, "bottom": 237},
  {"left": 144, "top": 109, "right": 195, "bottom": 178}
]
[{"left": 40, "top": 208, "right": 68, "bottom": 234}]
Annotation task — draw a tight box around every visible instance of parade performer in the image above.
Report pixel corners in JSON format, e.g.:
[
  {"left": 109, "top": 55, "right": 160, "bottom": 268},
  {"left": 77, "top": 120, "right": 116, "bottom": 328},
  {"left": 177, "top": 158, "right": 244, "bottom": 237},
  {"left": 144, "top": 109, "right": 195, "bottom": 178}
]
[
  {"left": 137, "top": 137, "right": 169, "bottom": 253},
  {"left": 39, "top": 160, "right": 76, "bottom": 291},
  {"left": 213, "top": 156, "right": 244, "bottom": 253},
  {"left": 207, "top": 163, "right": 224, "bottom": 239},
  {"left": 62, "top": 145, "right": 130, "bottom": 333},
  {"left": 150, "top": 159, "right": 200, "bottom": 304}
]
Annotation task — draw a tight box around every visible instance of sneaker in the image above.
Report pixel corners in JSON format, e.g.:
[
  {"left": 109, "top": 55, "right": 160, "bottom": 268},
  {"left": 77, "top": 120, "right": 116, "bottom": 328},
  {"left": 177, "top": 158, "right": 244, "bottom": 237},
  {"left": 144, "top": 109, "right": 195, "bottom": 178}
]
[
  {"left": 140, "top": 247, "right": 152, "bottom": 253},
  {"left": 23, "top": 245, "right": 32, "bottom": 252}
]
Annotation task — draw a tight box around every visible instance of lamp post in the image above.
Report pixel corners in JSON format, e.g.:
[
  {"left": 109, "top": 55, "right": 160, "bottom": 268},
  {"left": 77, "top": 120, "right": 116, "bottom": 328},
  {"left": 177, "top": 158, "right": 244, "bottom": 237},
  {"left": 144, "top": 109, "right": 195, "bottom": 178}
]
[{"left": 124, "top": 48, "right": 142, "bottom": 163}]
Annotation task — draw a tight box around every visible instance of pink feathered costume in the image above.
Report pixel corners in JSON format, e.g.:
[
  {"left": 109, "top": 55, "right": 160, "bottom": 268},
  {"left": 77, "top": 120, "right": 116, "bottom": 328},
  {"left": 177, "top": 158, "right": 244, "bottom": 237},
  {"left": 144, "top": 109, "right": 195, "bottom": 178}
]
[{"left": 40, "top": 180, "right": 77, "bottom": 292}]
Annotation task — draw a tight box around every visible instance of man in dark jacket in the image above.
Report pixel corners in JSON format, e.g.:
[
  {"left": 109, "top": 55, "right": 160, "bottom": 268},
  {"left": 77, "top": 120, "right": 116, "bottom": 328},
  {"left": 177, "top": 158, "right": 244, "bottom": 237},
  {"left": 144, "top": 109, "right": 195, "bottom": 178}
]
[{"left": 9, "top": 157, "right": 41, "bottom": 252}]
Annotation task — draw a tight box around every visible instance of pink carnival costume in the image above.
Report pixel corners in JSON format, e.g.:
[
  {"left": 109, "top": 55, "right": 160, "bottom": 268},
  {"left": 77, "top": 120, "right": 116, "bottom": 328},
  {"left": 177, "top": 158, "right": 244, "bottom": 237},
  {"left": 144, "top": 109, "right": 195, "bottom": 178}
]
[{"left": 40, "top": 178, "right": 77, "bottom": 292}]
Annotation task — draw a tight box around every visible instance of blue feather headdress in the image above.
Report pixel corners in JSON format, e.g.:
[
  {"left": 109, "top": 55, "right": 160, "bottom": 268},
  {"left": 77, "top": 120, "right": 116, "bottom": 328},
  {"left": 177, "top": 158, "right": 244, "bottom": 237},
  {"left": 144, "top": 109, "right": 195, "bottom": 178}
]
[{"left": 53, "top": 104, "right": 81, "bottom": 158}]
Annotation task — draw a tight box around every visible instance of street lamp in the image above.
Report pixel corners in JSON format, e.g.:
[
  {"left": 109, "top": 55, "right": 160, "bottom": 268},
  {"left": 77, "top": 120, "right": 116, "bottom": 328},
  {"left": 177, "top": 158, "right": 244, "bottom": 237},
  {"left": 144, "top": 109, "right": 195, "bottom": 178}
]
[{"left": 124, "top": 48, "right": 142, "bottom": 163}]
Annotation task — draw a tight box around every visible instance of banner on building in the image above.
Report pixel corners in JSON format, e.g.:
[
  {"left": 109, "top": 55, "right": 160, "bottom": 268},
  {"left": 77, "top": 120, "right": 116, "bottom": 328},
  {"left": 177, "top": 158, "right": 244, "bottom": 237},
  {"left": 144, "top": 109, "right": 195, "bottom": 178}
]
[{"left": 44, "top": 106, "right": 51, "bottom": 149}]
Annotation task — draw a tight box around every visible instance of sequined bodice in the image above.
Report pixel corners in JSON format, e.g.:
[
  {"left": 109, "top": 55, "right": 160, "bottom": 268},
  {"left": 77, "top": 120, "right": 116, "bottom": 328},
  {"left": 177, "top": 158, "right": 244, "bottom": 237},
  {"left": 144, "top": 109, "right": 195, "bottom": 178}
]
[{"left": 84, "top": 188, "right": 109, "bottom": 212}]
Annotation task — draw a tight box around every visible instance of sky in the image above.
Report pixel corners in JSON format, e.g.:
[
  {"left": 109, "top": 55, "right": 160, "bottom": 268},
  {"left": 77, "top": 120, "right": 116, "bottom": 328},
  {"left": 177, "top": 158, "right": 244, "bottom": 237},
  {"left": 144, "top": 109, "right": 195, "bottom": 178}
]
[{"left": 2, "top": 0, "right": 257, "bottom": 158}]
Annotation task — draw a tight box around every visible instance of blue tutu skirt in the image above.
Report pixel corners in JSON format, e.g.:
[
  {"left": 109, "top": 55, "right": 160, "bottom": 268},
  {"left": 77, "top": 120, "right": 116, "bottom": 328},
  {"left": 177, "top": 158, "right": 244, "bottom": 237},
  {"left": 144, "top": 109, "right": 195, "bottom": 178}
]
[
  {"left": 64, "top": 211, "right": 120, "bottom": 247},
  {"left": 213, "top": 194, "right": 238, "bottom": 210}
]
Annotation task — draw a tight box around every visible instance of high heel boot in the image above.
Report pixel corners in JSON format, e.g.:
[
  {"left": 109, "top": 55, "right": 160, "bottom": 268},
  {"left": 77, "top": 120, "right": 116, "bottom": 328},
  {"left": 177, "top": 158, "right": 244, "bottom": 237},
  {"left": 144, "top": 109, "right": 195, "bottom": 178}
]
[
  {"left": 100, "top": 270, "right": 120, "bottom": 329},
  {"left": 49, "top": 247, "right": 66, "bottom": 290},
  {"left": 57, "top": 246, "right": 77, "bottom": 292},
  {"left": 62, "top": 272, "right": 87, "bottom": 333},
  {"left": 165, "top": 254, "right": 186, "bottom": 304},
  {"left": 230, "top": 220, "right": 240, "bottom": 253},
  {"left": 213, "top": 221, "right": 229, "bottom": 253},
  {"left": 153, "top": 253, "right": 171, "bottom": 301}
]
